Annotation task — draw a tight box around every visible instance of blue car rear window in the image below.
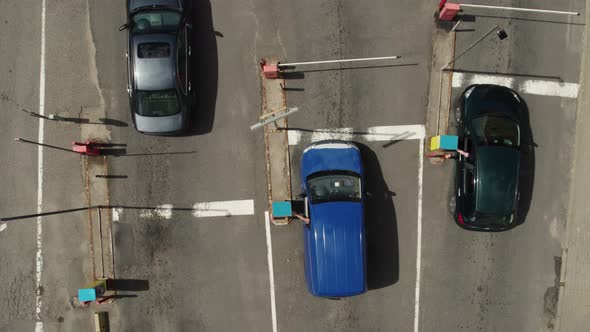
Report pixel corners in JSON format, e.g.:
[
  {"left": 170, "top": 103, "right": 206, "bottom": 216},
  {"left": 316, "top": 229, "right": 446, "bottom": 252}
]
[{"left": 307, "top": 171, "right": 361, "bottom": 204}]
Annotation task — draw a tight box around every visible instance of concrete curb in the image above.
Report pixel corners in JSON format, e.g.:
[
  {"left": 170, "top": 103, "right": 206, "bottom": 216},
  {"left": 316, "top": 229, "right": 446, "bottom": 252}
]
[
  {"left": 260, "top": 57, "right": 293, "bottom": 226},
  {"left": 425, "top": 18, "right": 457, "bottom": 164}
]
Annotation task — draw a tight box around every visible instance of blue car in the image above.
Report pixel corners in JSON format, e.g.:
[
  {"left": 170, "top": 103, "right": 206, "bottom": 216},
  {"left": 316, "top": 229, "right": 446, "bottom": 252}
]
[{"left": 300, "top": 141, "right": 367, "bottom": 297}]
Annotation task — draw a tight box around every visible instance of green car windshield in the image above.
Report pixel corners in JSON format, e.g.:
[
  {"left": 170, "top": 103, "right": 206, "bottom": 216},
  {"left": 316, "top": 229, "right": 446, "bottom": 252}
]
[
  {"left": 307, "top": 171, "right": 362, "bottom": 204},
  {"left": 136, "top": 90, "right": 179, "bottom": 117},
  {"left": 472, "top": 115, "right": 520, "bottom": 148},
  {"left": 132, "top": 10, "right": 181, "bottom": 34}
]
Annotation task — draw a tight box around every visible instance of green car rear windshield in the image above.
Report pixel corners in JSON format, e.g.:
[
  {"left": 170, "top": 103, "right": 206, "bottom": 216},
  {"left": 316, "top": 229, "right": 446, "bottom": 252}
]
[
  {"left": 136, "top": 90, "right": 179, "bottom": 117},
  {"left": 472, "top": 115, "right": 520, "bottom": 148}
]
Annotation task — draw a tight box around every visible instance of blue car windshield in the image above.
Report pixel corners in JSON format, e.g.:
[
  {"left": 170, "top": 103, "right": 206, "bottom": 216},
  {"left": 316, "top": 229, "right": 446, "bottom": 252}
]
[
  {"left": 136, "top": 89, "right": 179, "bottom": 117},
  {"left": 472, "top": 115, "right": 520, "bottom": 148},
  {"left": 132, "top": 10, "right": 180, "bottom": 34},
  {"left": 307, "top": 171, "right": 362, "bottom": 204}
]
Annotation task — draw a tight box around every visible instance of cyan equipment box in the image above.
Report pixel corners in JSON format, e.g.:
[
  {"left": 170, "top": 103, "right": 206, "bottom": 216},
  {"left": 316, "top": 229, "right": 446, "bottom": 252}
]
[{"left": 430, "top": 135, "right": 458, "bottom": 151}]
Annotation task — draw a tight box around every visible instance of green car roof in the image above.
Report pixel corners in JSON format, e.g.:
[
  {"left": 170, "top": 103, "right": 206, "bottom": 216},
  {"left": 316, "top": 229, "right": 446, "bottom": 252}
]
[{"left": 475, "top": 146, "right": 519, "bottom": 216}]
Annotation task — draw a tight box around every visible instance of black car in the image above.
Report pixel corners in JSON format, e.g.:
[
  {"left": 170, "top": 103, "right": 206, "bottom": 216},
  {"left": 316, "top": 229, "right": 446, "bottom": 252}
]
[
  {"left": 120, "top": 0, "right": 194, "bottom": 135},
  {"left": 451, "top": 84, "right": 523, "bottom": 231}
]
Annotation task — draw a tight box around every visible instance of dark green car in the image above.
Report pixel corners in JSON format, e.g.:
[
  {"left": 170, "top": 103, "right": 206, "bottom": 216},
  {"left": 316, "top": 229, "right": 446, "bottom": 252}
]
[{"left": 451, "top": 84, "right": 522, "bottom": 231}]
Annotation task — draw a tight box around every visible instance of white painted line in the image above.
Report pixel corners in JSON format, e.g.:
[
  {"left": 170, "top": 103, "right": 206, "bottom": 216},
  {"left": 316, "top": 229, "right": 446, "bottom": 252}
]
[
  {"left": 264, "top": 211, "right": 278, "bottom": 332},
  {"left": 413, "top": 138, "right": 424, "bottom": 332},
  {"left": 36, "top": 0, "right": 47, "bottom": 330},
  {"left": 140, "top": 204, "right": 173, "bottom": 219},
  {"left": 452, "top": 72, "right": 579, "bottom": 98},
  {"left": 520, "top": 80, "right": 579, "bottom": 98},
  {"left": 0, "top": 223, "right": 6, "bottom": 233},
  {"left": 111, "top": 208, "right": 122, "bottom": 222},
  {"left": 192, "top": 200, "right": 255, "bottom": 218},
  {"left": 365, "top": 125, "right": 426, "bottom": 141},
  {"left": 311, "top": 127, "right": 354, "bottom": 143},
  {"left": 288, "top": 125, "right": 426, "bottom": 145},
  {"left": 287, "top": 130, "right": 302, "bottom": 145}
]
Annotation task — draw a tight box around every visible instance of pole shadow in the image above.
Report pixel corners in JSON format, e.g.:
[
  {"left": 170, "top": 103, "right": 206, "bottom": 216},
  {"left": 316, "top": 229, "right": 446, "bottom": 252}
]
[
  {"left": 356, "top": 143, "right": 399, "bottom": 289},
  {"left": 107, "top": 279, "right": 149, "bottom": 291},
  {"left": 187, "top": 0, "right": 218, "bottom": 135}
]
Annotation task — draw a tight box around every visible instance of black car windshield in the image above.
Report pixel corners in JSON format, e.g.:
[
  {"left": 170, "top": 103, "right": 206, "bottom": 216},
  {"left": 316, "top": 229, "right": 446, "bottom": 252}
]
[
  {"left": 132, "top": 10, "right": 180, "bottom": 34},
  {"left": 472, "top": 115, "right": 520, "bottom": 148},
  {"left": 306, "top": 171, "right": 362, "bottom": 204},
  {"left": 136, "top": 90, "right": 179, "bottom": 116}
]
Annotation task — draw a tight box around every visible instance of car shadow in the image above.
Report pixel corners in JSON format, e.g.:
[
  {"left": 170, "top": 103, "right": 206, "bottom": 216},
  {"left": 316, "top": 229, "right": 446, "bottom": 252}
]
[
  {"left": 516, "top": 95, "right": 536, "bottom": 226},
  {"left": 187, "top": 0, "right": 218, "bottom": 135},
  {"left": 356, "top": 143, "right": 399, "bottom": 289}
]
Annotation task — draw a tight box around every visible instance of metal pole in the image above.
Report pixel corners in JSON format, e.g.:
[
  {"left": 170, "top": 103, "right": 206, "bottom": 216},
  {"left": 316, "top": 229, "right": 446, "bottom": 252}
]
[
  {"left": 250, "top": 107, "right": 301, "bottom": 131},
  {"left": 460, "top": 4, "right": 580, "bottom": 16},
  {"left": 278, "top": 55, "right": 401, "bottom": 68},
  {"left": 451, "top": 20, "right": 463, "bottom": 32},
  {"left": 442, "top": 25, "right": 499, "bottom": 70},
  {"left": 14, "top": 137, "right": 77, "bottom": 153}
]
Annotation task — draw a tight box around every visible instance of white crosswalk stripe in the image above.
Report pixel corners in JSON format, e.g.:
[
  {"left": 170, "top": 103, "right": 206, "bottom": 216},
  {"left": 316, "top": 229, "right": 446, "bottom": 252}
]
[
  {"left": 288, "top": 125, "right": 425, "bottom": 145},
  {"left": 452, "top": 72, "right": 579, "bottom": 98}
]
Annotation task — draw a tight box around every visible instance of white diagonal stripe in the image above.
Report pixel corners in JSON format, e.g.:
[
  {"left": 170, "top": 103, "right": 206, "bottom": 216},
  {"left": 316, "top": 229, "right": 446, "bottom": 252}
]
[{"left": 192, "top": 200, "right": 255, "bottom": 217}]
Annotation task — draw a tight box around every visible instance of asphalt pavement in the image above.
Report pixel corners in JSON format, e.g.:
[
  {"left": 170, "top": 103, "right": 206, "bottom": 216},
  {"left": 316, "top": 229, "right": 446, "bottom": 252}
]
[{"left": 0, "top": 1, "right": 588, "bottom": 332}]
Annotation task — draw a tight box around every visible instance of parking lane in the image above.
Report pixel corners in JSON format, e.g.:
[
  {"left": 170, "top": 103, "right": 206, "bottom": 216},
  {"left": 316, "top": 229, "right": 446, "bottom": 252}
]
[
  {"left": 420, "top": 4, "right": 585, "bottom": 330},
  {"left": 274, "top": 138, "right": 422, "bottom": 331},
  {"left": 0, "top": 0, "right": 43, "bottom": 329},
  {"left": 264, "top": 1, "right": 434, "bottom": 330},
  {"left": 105, "top": 0, "right": 274, "bottom": 330}
]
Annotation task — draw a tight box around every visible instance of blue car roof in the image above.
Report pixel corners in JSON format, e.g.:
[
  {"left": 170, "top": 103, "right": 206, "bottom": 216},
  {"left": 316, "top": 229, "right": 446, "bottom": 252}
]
[
  {"left": 304, "top": 201, "right": 366, "bottom": 297},
  {"left": 300, "top": 142, "right": 362, "bottom": 180}
]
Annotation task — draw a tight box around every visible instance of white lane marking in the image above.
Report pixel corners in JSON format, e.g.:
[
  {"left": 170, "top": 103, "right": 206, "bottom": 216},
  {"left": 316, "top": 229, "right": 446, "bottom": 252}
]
[
  {"left": 36, "top": 0, "right": 47, "bottom": 330},
  {"left": 311, "top": 127, "right": 354, "bottom": 142},
  {"left": 113, "top": 201, "right": 256, "bottom": 220},
  {"left": 111, "top": 208, "right": 122, "bottom": 222},
  {"left": 287, "top": 131, "right": 302, "bottom": 145},
  {"left": 192, "top": 200, "right": 255, "bottom": 217},
  {"left": 264, "top": 211, "right": 278, "bottom": 332},
  {"left": 452, "top": 72, "right": 579, "bottom": 98},
  {"left": 365, "top": 125, "right": 426, "bottom": 141},
  {"left": 288, "top": 125, "right": 426, "bottom": 145},
  {"left": 140, "top": 204, "right": 173, "bottom": 219},
  {"left": 0, "top": 223, "right": 6, "bottom": 233},
  {"left": 414, "top": 138, "right": 424, "bottom": 332},
  {"left": 452, "top": 72, "right": 515, "bottom": 89},
  {"left": 520, "top": 80, "right": 579, "bottom": 98}
]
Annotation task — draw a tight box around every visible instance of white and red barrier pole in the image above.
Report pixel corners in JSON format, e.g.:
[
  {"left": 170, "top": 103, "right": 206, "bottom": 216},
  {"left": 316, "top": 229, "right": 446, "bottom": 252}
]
[{"left": 438, "top": 2, "right": 580, "bottom": 21}]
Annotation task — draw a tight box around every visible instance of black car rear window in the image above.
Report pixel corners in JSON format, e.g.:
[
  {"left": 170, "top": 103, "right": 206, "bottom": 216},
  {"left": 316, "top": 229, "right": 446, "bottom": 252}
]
[
  {"left": 138, "top": 42, "right": 170, "bottom": 58},
  {"left": 136, "top": 89, "right": 179, "bottom": 117}
]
